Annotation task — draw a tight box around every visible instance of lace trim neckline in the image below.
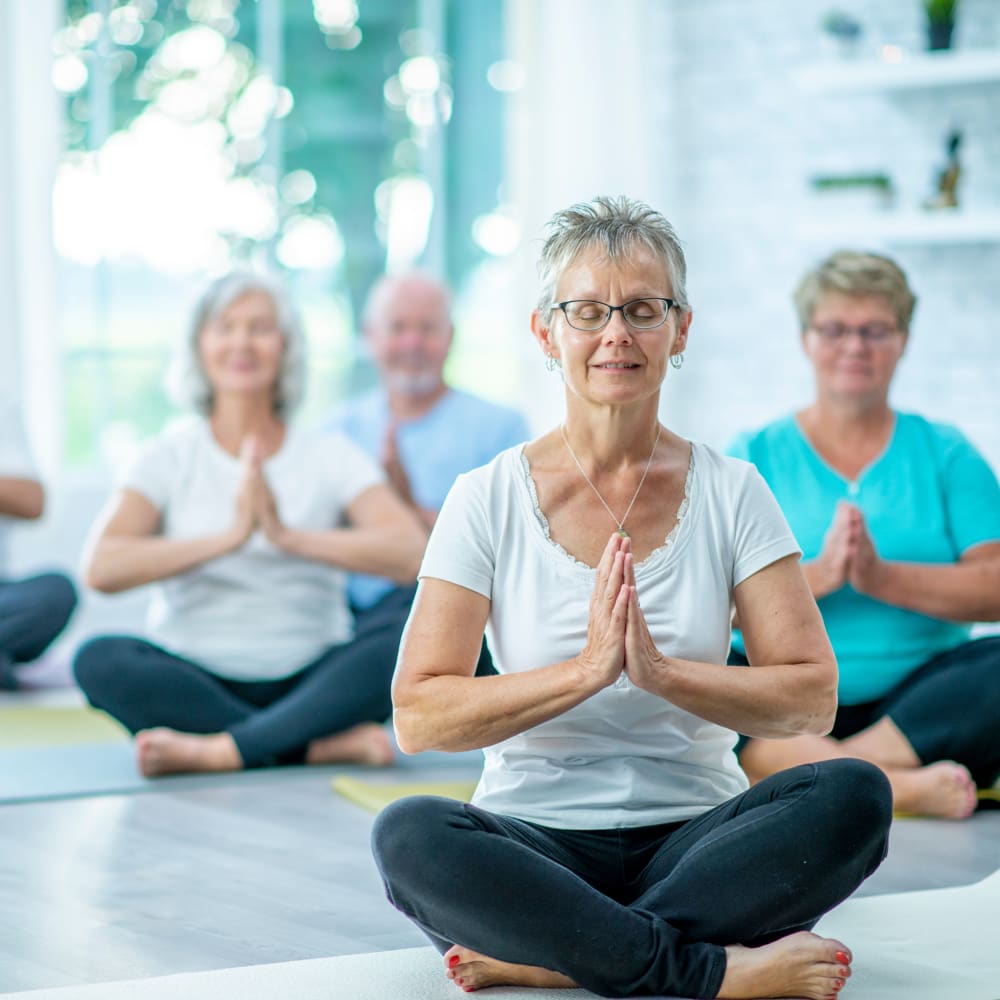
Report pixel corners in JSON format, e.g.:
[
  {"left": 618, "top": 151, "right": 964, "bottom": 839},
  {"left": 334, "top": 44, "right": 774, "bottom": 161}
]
[{"left": 519, "top": 442, "right": 695, "bottom": 571}]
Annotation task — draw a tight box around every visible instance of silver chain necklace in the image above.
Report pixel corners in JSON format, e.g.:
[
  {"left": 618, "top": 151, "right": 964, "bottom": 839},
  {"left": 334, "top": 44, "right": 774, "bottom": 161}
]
[{"left": 560, "top": 424, "right": 662, "bottom": 539}]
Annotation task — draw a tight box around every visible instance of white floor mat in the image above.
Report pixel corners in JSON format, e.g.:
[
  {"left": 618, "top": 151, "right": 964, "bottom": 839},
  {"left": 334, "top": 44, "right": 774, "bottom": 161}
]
[{"left": 7, "top": 869, "right": 999, "bottom": 1000}]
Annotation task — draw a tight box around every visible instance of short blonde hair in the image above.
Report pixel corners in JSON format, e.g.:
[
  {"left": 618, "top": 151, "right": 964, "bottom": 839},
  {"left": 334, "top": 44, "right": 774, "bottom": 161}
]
[
  {"left": 536, "top": 196, "right": 689, "bottom": 316},
  {"left": 166, "top": 271, "right": 307, "bottom": 418},
  {"left": 793, "top": 250, "right": 917, "bottom": 332}
]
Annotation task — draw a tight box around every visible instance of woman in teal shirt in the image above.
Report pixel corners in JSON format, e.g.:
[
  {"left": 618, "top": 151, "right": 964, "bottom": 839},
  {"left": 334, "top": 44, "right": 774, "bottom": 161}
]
[{"left": 729, "top": 250, "right": 1000, "bottom": 819}]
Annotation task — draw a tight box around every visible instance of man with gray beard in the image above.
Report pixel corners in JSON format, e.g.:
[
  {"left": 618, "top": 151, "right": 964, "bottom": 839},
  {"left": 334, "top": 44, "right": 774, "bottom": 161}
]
[{"left": 326, "top": 272, "right": 528, "bottom": 672}]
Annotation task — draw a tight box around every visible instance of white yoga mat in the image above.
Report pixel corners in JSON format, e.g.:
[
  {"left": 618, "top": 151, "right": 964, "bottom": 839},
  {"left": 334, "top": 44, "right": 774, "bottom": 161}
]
[{"left": 8, "top": 870, "right": 999, "bottom": 1000}]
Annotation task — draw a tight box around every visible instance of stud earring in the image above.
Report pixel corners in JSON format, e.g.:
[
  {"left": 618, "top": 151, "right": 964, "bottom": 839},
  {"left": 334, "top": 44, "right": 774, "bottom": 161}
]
[{"left": 670, "top": 352, "right": 684, "bottom": 370}]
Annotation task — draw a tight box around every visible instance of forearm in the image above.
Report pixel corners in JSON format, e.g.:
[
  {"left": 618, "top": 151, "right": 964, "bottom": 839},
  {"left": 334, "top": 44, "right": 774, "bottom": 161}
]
[
  {"left": 863, "top": 559, "right": 1000, "bottom": 622},
  {"left": 0, "top": 478, "right": 44, "bottom": 519},
  {"left": 640, "top": 656, "right": 837, "bottom": 739},
  {"left": 277, "top": 525, "right": 425, "bottom": 582},
  {"left": 393, "top": 659, "right": 601, "bottom": 753},
  {"left": 85, "top": 532, "right": 239, "bottom": 593}
]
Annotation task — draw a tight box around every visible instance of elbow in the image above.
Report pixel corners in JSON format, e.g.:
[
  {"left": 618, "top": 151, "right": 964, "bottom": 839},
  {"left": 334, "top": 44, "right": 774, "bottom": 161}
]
[
  {"left": 802, "top": 668, "right": 839, "bottom": 736},
  {"left": 20, "top": 484, "right": 45, "bottom": 519},
  {"left": 391, "top": 709, "right": 433, "bottom": 755},
  {"left": 84, "top": 564, "right": 123, "bottom": 594}
]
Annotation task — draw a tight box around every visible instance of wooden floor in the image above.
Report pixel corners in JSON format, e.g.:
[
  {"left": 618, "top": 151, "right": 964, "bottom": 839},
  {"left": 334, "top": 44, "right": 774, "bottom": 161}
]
[{"left": 0, "top": 755, "right": 997, "bottom": 995}]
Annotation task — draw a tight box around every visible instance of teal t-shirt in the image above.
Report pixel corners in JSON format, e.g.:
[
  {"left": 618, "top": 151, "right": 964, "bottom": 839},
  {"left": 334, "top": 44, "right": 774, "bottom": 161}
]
[{"left": 727, "top": 412, "right": 1000, "bottom": 704}]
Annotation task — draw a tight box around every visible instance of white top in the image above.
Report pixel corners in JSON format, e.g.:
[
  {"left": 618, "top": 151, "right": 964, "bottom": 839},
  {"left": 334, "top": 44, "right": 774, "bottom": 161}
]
[
  {"left": 0, "top": 398, "right": 38, "bottom": 572},
  {"left": 121, "top": 417, "right": 385, "bottom": 681},
  {"left": 419, "top": 442, "right": 800, "bottom": 829}
]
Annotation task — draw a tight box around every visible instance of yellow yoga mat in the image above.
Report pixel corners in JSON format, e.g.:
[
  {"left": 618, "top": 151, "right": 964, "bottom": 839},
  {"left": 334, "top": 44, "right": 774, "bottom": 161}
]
[
  {"left": 332, "top": 775, "right": 478, "bottom": 813},
  {"left": 0, "top": 706, "right": 129, "bottom": 747}
]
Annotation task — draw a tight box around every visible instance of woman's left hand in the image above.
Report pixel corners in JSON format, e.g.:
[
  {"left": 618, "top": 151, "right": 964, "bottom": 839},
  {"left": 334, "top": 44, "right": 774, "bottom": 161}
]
[
  {"left": 243, "top": 444, "right": 285, "bottom": 547},
  {"left": 622, "top": 550, "right": 671, "bottom": 693},
  {"left": 846, "top": 508, "right": 886, "bottom": 596}
]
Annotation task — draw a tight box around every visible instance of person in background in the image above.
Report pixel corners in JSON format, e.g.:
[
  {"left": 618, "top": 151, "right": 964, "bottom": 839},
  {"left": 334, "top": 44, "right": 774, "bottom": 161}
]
[
  {"left": 0, "top": 396, "right": 77, "bottom": 689},
  {"left": 74, "top": 272, "right": 426, "bottom": 776},
  {"left": 326, "top": 271, "right": 529, "bottom": 675},
  {"left": 729, "top": 250, "right": 1000, "bottom": 819},
  {"left": 372, "top": 198, "right": 891, "bottom": 1000}
]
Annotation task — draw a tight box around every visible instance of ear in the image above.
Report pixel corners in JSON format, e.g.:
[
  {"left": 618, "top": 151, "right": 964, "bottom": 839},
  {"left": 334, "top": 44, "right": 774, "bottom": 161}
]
[
  {"left": 530, "top": 308, "right": 558, "bottom": 360},
  {"left": 671, "top": 307, "right": 693, "bottom": 356}
]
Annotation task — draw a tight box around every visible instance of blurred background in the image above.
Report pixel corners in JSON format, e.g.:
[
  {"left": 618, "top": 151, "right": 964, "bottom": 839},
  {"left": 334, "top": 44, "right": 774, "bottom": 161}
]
[{"left": 2, "top": 0, "right": 999, "bottom": 651}]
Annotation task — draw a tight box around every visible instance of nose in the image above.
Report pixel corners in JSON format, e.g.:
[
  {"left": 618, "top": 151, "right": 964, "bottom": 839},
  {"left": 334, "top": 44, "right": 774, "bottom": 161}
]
[{"left": 602, "top": 312, "right": 634, "bottom": 344}]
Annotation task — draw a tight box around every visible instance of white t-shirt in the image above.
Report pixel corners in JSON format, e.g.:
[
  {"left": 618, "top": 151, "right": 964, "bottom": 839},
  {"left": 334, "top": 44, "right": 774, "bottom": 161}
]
[
  {"left": 419, "top": 442, "right": 800, "bottom": 829},
  {"left": 121, "top": 417, "right": 385, "bottom": 681},
  {"left": 0, "top": 398, "right": 38, "bottom": 573}
]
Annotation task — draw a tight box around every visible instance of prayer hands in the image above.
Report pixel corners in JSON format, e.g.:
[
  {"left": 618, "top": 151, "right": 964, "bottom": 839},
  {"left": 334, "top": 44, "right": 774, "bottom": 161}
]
[
  {"left": 230, "top": 437, "right": 286, "bottom": 548},
  {"left": 578, "top": 534, "right": 671, "bottom": 694},
  {"left": 813, "top": 502, "right": 884, "bottom": 598}
]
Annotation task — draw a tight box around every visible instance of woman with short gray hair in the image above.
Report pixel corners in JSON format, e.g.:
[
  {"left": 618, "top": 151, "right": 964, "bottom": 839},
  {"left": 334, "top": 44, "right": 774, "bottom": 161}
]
[
  {"left": 729, "top": 249, "right": 1000, "bottom": 819},
  {"left": 74, "top": 271, "right": 426, "bottom": 776},
  {"left": 372, "top": 198, "right": 891, "bottom": 999}
]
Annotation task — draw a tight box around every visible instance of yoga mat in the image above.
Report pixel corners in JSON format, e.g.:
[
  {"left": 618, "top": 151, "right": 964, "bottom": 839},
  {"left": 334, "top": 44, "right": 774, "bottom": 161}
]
[
  {"left": 0, "top": 733, "right": 482, "bottom": 806},
  {"left": 332, "top": 774, "right": 478, "bottom": 812},
  {"left": 0, "top": 742, "right": 151, "bottom": 803},
  {"left": 6, "top": 871, "right": 999, "bottom": 1000},
  {"left": 0, "top": 705, "right": 128, "bottom": 747}
]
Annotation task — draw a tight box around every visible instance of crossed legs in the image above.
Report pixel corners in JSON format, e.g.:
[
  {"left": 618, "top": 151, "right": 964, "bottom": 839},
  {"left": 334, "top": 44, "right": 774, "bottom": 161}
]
[
  {"left": 372, "top": 759, "right": 891, "bottom": 998},
  {"left": 736, "top": 638, "right": 1000, "bottom": 819}
]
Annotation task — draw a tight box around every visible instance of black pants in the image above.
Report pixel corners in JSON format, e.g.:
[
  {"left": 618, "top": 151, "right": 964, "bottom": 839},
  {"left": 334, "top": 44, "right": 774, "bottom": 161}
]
[
  {"left": 73, "top": 589, "right": 414, "bottom": 766},
  {"left": 372, "top": 759, "right": 891, "bottom": 999},
  {"left": 731, "top": 636, "right": 1000, "bottom": 788},
  {"left": 0, "top": 572, "right": 77, "bottom": 688}
]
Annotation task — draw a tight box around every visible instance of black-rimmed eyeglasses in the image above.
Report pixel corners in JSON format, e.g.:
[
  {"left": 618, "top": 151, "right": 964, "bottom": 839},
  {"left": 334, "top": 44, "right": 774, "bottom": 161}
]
[{"left": 553, "top": 298, "right": 676, "bottom": 332}]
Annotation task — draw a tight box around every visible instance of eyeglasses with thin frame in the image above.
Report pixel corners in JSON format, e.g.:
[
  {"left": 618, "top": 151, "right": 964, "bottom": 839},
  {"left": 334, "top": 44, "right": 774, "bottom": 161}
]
[
  {"left": 809, "top": 323, "right": 902, "bottom": 344},
  {"left": 553, "top": 298, "right": 676, "bottom": 332}
]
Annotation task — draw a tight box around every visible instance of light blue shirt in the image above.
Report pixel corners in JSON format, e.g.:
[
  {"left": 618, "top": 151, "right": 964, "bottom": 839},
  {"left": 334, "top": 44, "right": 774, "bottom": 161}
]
[
  {"left": 325, "top": 387, "right": 530, "bottom": 610},
  {"left": 727, "top": 412, "right": 1000, "bottom": 704}
]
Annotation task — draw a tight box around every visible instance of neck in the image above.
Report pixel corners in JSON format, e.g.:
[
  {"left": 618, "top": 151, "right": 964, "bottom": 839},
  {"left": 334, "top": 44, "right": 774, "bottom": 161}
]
[
  {"left": 801, "top": 393, "right": 894, "bottom": 442},
  {"left": 387, "top": 382, "right": 449, "bottom": 422},
  {"left": 210, "top": 393, "right": 284, "bottom": 455},
  {"left": 561, "top": 400, "right": 663, "bottom": 470}
]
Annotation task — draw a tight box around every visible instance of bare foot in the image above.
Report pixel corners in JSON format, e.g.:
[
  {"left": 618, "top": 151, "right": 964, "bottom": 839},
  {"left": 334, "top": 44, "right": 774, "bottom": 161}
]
[
  {"left": 891, "top": 760, "right": 978, "bottom": 819},
  {"left": 135, "top": 728, "right": 243, "bottom": 777},
  {"left": 719, "top": 932, "right": 851, "bottom": 1000},
  {"left": 442, "top": 945, "right": 577, "bottom": 992},
  {"left": 305, "top": 723, "right": 395, "bottom": 766}
]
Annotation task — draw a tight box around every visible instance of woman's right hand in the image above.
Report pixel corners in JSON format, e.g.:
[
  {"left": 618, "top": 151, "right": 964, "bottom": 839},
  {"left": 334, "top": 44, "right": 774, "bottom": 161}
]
[{"left": 577, "top": 533, "right": 630, "bottom": 689}]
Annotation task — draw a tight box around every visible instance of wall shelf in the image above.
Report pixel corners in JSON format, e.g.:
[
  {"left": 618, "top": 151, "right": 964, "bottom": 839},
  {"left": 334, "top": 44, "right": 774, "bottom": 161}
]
[
  {"left": 797, "top": 210, "right": 1000, "bottom": 245},
  {"left": 795, "top": 48, "right": 1000, "bottom": 95}
]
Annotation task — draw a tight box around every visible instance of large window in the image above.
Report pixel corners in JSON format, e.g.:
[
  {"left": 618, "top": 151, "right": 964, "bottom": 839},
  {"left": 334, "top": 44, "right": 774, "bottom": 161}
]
[{"left": 54, "top": 0, "right": 513, "bottom": 469}]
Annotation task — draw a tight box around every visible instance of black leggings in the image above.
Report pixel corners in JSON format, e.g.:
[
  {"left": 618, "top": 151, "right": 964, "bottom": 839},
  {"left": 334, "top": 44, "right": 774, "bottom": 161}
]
[
  {"left": 73, "top": 587, "right": 415, "bottom": 766},
  {"left": 372, "top": 759, "right": 891, "bottom": 999},
  {"left": 0, "top": 572, "right": 77, "bottom": 686},
  {"left": 731, "top": 636, "right": 1000, "bottom": 788}
]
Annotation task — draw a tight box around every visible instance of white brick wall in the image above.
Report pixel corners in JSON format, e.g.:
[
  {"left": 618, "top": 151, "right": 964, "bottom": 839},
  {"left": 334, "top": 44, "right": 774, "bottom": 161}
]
[{"left": 647, "top": 0, "right": 1000, "bottom": 470}]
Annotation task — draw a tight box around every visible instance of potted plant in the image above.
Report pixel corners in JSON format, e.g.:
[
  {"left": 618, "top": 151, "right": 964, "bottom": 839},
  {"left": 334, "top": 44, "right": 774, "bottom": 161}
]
[
  {"left": 924, "top": 0, "right": 959, "bottom": 50},
  {"left": 820, "top": 10, "right": 863, "bottom": 57}
]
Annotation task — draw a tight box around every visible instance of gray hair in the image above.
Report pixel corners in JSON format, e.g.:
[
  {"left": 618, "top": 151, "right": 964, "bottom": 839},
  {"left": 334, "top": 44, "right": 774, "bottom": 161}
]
[
  {"left": 165, "top": 271, "right": 307, "bottom": 418},
  {"left": 793, "top": 250, "right": 917, "bottom": 332},
  {"left": 536, "top": 196, "right": 689, "bottom": 315}
]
